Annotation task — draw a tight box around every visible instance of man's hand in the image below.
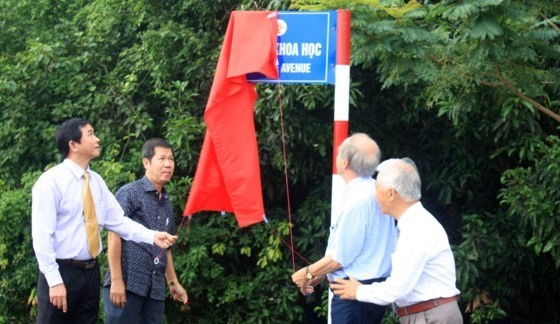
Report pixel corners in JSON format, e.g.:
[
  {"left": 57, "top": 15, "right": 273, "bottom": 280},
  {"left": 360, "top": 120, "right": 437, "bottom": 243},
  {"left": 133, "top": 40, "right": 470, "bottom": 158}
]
[
  {"left": 307, "top": 275, "right": 325, "bottom": 287},
  {"left": 291, "top": 268, "right": 309, "bottom": 295},
  {"left": 299, "top": 275, "right": 325, "bottom": 295},
  {"left": 154, "top": 232, "right": 178, "bottom": 249},
  {"left": 169, "top": 283, "right": 188, "bottom": 305},
  {"left": 110, "top": 278, "right": 127, "bottom": 308},
  {"left": 49, "top": 283, "right": 67, "bottom": 313},
  {"left": 330, "top": 277, "right": 361, "bottom": 300}
]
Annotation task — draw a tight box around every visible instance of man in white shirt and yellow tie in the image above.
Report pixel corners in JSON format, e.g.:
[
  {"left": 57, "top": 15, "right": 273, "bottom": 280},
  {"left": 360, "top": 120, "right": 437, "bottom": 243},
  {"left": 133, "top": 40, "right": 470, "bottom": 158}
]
[
  {"left": 31, "top": 117, "right": 178, "bottom": 323},
  {"left": 331, "top": 158, "right": 463, "bottom": 323}
]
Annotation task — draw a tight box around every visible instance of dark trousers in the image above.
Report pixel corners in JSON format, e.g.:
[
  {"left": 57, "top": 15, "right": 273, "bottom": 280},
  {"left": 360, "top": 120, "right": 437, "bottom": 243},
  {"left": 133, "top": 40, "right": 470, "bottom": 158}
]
[
  {"left": 103, "top": 288, "right": 165, "bottom": 324},
  {"left": 331, "top": 277, "right": 387, "bottom": 324},
  {"left": 36, "top": 262, "right": 100, "bottom": 324}
]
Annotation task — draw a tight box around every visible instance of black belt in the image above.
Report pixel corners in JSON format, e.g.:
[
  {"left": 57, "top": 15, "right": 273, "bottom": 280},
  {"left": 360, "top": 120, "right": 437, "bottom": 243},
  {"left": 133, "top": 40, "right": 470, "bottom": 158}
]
[
  {"left": 359, "top": 277, "right": 386, "bottom": 285},
  {"left": 330, "top": 276, "right": 387, "bottom": 292},
  {"left": 56, "top": 259, "right": 97, "bottom": 270}
]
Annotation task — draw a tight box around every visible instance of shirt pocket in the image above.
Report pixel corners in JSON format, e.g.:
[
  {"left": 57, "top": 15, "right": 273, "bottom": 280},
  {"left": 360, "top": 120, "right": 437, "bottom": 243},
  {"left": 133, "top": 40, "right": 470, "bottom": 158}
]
[{"left": 94, "top": 196, "right": 107, "bottom": 228}]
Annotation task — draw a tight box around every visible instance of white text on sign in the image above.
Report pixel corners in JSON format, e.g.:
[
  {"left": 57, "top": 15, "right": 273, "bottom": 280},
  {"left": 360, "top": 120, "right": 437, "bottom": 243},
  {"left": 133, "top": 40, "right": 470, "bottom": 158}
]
[
  {"left": 277, "top": 42, "right": 323, "bottom": 59},
  {"left": 281, "top": 63, "right": 311, "bottom": 73}
]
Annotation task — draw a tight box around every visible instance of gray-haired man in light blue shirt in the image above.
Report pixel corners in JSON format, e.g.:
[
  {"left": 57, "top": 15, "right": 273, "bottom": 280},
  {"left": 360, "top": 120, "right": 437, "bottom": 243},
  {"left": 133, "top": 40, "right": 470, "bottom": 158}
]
[{"left": 292, "top": 133, "right": 396, "bottom": 323}]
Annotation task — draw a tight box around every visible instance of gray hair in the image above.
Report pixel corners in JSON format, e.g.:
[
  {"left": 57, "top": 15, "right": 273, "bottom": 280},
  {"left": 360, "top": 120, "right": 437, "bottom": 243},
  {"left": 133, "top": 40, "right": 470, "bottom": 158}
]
[
  {"left": 376, "top": 158, "right": 422, "bottom": 201},
  {"left": 338, "top": 133, "right": 381, "bottom": 177}
]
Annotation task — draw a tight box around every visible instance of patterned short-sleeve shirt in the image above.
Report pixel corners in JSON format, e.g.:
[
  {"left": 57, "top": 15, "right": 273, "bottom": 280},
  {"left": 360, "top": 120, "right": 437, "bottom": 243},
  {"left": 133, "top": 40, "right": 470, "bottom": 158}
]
[{"left": 103, "top": 176, "right": 176, "bottom": 301}]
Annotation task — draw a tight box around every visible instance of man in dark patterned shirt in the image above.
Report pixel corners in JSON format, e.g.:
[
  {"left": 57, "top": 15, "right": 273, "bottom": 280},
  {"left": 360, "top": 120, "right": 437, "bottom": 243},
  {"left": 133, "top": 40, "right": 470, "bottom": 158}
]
[{"left": 102, "top": 138, "right": 188, "bottom": 323}]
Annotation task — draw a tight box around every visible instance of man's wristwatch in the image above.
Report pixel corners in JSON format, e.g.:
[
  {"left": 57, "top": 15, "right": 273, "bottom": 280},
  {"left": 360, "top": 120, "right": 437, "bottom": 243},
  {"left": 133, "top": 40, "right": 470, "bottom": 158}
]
[{"left": 305, "top": 266, "right": 314, "bottom": 280}]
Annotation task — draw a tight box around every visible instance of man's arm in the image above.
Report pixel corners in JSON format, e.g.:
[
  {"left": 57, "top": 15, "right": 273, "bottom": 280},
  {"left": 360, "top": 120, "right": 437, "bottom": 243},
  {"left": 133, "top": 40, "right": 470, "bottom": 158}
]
[
  {"left": 304, "top": 255, "right": 342, "bottom": 279},
  {"left": 333, "top": 225, "right": 430, "bottom": 305},
  {"left": 107, "top": 231, "right": 126, "bottom": 308},
  {"left": 32, "top": 178, "right": 62, "bottom": 285},
  {"left": 31, "top": 177, "right": 68, "bottom": 312},
  {"left": 165, "top": 250, "right": 188, "bottom": 304},
  {"left": 291, "top": 255, "right": 341, "bottom": 294},
  {"left": 100, "top": 182, "right": 177, "bottom": 248}
]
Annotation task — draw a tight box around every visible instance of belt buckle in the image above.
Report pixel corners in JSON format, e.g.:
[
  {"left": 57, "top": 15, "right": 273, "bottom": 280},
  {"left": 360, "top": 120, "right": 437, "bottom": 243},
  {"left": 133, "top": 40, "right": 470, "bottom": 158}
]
[{"left": 84, "top": 260, "right": 96, "bottom": 270}]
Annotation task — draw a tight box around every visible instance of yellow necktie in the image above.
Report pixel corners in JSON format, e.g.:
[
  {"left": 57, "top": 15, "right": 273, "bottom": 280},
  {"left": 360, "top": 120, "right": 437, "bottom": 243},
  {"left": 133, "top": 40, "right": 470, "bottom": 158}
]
[{"left": 83, "top": 171, "right": 100, "bottom": 258}]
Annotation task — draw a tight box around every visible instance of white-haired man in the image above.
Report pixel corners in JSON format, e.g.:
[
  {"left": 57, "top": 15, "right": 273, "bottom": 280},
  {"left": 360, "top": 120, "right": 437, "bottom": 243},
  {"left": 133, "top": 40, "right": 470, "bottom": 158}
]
[{"left": 331, "top": 158, "right": 462, "bottom": 323}]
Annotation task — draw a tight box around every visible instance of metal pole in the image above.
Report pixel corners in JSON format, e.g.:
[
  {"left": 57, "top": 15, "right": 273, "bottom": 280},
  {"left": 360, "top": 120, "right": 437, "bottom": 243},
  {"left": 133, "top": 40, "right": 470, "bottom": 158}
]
[{"left": 329, "top": 9, "right": 351, "bottom": 323}]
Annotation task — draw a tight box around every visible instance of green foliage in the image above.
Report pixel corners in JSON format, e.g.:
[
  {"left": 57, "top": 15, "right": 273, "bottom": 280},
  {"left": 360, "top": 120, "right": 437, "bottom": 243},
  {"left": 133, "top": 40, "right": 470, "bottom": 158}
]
[
  {"left": 255, "top": 84, "right": 335, "bottom": 205},
  {"left": 500, "top": 134, "right": 560, "bottom": 267},
  {"left": 164, "top": 201, "right": 330, "bottom": 323},
  {"left": 0, "top": 171, "right": 41, "bottom": 322},
  {"left": 470, "top": 15, "right": 504, "bottom": 40}
]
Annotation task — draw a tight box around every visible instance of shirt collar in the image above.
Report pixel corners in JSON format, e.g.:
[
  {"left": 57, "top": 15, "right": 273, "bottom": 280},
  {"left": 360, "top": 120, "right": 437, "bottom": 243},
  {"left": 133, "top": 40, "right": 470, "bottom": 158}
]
[
  {"left": 344, "top": 176, "right": 366, "bottom": 191},
  {"left": 398, "top": 201, "right": 423, "bottom": 229},
  {"left": 63, "top": 158, "right": 91, "bottom": 179},
  {"left": 140, "top": 176, "right": 168, "bottom": 200}
]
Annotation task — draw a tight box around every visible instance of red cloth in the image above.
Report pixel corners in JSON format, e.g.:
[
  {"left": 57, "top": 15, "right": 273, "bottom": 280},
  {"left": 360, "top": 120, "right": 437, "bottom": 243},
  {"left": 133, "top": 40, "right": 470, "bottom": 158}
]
[{"left": 184, "top": 11, "right": 278, "bottom": 227}]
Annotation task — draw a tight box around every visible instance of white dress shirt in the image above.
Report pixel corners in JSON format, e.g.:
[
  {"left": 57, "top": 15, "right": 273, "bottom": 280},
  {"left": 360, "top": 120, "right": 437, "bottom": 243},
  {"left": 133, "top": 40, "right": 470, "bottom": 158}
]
[
  {"left": 326, "top": 177, "right": 395, "bottom": 282},
  {"left": 356, "top": 202, "right": 460, "bottom": 307},
  {"left": 32, "top": 159, "right": 156, "bottom": 287}
]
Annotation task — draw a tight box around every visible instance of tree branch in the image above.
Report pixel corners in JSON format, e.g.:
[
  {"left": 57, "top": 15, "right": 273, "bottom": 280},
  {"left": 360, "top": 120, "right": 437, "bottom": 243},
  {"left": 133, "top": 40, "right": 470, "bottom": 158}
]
[
  {"left": 421, "top": 49, "right": 558, "bottom": 122},
  {"left": 540, "top": 13, "right": 560, "bottom": 31},
  {"left": 495, "top": 67, "right": 560, "bottom": 123},
  {"left": 480, "top": 81, "right": 503, "bottom": 88}
]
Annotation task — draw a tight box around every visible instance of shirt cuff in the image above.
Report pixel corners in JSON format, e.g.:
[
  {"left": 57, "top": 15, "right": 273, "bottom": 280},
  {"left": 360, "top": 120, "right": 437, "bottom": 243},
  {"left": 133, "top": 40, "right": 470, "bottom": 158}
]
[
  {"left": 45, "top": 269, "right": 63, "bottom": 287},
  {"left": 140, "top": 229, "right": 158, "bottom": 245},
  {"left": 356, "top": 284, "right": 368, "bottom": 302}
]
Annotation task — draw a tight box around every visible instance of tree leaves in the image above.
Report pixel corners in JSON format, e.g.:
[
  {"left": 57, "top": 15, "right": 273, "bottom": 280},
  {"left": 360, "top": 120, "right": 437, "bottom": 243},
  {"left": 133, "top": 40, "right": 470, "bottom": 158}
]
[
  {"left": 500, "top": 134, "right": 560, "bottom": 268},
  {"left": 470, "top": 15, "right": 504, "bottom": 39}
]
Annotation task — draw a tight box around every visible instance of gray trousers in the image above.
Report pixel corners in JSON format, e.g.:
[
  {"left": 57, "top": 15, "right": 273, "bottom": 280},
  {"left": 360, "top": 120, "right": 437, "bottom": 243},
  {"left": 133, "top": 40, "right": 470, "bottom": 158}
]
[{"left": 399, "top": 300, "right": 463, "bottom": 324}]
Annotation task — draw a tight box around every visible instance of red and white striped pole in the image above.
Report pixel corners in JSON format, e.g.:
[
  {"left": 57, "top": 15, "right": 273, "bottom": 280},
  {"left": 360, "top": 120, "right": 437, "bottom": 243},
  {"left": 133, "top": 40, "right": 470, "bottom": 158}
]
[
  {"left": 331, "top": 9, "right": 351, "bottom": 225},
  {"left": 329, "top": 9, "right": 351, "bottom": 323}
]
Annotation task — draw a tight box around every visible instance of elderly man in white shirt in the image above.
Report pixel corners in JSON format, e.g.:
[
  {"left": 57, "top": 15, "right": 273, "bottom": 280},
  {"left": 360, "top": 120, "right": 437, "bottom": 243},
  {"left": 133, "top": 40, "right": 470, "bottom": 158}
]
[{"left": 330, "top": 158, "right": 462, "bottom": 323}]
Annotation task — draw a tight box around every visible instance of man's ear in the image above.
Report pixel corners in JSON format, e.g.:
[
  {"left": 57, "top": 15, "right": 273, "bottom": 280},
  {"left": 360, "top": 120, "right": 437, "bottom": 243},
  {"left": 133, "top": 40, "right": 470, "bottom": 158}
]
[
  {"left": 388, "top": 188, "right": 397, "bottom": 201},
  {"left": 341, "top": 159, "right": 349, "bottom": 170},
  {"left": 69, "top": 140, "right": 79, "bottom": 153},
  {"left": 142, "top": 157, "right": 150, "bottom": 169}
]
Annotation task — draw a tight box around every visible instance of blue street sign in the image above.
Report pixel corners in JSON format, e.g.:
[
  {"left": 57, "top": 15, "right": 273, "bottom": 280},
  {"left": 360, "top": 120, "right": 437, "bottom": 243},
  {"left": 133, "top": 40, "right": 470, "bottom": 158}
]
[{"left": 248, "top": 11, "right": 337, "bottom": 84}]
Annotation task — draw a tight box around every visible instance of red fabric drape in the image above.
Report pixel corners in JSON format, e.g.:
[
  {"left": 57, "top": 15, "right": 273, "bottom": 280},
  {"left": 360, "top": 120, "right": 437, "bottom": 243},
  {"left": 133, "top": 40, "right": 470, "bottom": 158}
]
[{"left": 184, "top": 11, "right": 278, "bottom": 227}]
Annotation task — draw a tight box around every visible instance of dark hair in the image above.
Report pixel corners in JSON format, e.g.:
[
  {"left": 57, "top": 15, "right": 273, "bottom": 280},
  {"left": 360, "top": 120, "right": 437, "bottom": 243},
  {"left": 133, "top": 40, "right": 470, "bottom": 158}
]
[
  {"left": 54, "top": 118, "right": 90, "bottom": 159},
  {"left": 142, "top": 138, "right": 174, "bottom": 161}
]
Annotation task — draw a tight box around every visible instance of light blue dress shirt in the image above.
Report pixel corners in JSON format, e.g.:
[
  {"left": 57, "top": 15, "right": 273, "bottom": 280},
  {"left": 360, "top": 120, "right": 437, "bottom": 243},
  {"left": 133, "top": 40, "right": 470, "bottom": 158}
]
[{"left": 326, "top": 176, "right": 396, "bottom": 282}]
